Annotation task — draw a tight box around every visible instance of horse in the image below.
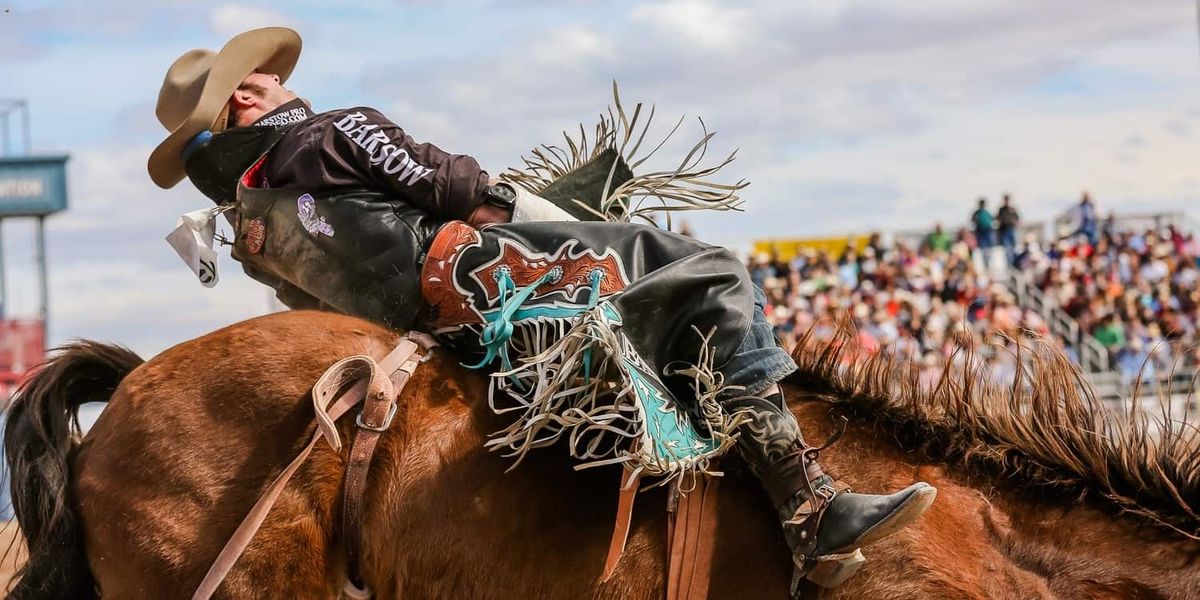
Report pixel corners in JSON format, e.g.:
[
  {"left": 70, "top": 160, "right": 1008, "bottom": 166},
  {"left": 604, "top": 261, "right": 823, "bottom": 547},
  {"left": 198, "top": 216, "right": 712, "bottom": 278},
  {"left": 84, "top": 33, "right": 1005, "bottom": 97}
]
[{"left": 5, "top": 309, "right": 1200, "bottom": 598}]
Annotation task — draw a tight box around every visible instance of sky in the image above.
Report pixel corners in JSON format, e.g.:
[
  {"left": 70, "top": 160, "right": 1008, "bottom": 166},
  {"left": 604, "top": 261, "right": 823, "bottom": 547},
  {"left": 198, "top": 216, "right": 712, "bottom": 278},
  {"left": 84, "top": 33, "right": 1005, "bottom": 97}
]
[{"left": 0, "top": 0, "right": 1198, "bottom": 357}]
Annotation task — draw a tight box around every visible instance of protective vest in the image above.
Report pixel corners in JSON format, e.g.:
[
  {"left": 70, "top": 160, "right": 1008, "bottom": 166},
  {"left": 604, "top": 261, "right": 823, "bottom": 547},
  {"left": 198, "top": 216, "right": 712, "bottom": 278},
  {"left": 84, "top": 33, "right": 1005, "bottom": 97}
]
[{"left": 184, "top": 125, "right": 443, "bottom": 330}]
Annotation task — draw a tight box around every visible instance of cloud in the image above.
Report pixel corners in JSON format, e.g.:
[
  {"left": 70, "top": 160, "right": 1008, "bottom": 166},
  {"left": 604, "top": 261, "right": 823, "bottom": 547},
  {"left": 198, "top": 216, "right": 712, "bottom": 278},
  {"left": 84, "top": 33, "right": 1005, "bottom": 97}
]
[
  {"left": 528, "top": 25, "right": 614, "bottom": 67},
  {"left": 49, "top": 257, "right": 274, "bottom": 356},
  {"left": 1164, "top": 120, "right": 1193, "bottom": 139},
  {"left": 629, "top": 0, "right": 752, "bottom": 53},
  {"left": 210, "top": 5, "right": 299, "bottom": 36},
  {"left": 7, "top": 0, "right": 1200, "bottom": 356},
  {"left": 0, "top": 1, "right": 203, "bottom": 62},
  {"left": 1123, "top": 134, "right": 1148, "bottom": 148}
]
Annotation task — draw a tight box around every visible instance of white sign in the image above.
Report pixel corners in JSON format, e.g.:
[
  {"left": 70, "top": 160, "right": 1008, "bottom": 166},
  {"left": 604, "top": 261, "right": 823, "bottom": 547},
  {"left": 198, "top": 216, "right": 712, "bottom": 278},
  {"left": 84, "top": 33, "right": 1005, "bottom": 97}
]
[{"left": 0, "top": 178, "right": 44, "bottom": 198}]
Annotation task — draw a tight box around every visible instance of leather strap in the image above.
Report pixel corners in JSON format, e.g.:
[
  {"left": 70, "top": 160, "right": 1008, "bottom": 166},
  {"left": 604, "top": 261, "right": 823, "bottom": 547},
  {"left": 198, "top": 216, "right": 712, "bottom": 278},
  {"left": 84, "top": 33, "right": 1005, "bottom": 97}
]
[
  {"left": 602, "top": 468, "right": 641, "bottom": 581},
  {"left": 342, "top": 346, "right": 422, "bottom": 586},
  {"left": 666, "top": 475, "right": 720, "bottom": 600},
  {"left": 789, "top": 479, "right": 852, "bottom": 561},
  {"left": 192, "top": 333, "right": 433, "bottom": 600}
]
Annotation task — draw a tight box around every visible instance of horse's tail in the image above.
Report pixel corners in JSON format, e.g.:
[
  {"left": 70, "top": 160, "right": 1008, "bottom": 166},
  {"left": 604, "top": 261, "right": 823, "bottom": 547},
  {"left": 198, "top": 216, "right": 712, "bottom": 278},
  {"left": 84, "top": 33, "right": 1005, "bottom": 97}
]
[{"left": 3, "top": 341, "right": 143, "bottom": 599}]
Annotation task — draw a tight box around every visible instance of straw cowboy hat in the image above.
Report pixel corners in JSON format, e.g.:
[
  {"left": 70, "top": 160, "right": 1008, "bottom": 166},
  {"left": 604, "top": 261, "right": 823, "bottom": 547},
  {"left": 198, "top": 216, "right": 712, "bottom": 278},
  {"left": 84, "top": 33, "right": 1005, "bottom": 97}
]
[{"left": 148, "top": 27, "right": 301, "bottom": 189}]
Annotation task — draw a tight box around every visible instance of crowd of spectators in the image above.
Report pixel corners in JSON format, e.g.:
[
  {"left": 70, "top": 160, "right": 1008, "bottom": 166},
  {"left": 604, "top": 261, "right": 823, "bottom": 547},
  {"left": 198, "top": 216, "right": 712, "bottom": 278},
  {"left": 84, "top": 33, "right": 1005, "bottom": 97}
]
[
  {"left": 752, "top": 192, "right": 1200, "bottom": 384},
  {"left": 1030, "top": 218, "right": 1200, "bottom": 381}
]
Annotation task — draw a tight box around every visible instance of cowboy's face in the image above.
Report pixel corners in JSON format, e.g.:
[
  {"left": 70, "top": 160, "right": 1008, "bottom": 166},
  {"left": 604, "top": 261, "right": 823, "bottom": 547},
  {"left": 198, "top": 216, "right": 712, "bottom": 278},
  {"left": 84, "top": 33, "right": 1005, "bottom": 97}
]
[{"left": 229, "top": 72, "right": 299, "bottom": 126}]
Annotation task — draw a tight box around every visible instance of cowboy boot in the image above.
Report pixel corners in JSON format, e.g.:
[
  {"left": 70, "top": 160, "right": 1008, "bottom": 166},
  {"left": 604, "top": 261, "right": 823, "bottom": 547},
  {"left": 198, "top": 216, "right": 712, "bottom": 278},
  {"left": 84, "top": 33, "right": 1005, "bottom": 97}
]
[
  {"left": 765, "top": 444, "right": 936, "bottom": 593},
  {"left": 722, "top": 389, "right": 937, "bottom": 595}
]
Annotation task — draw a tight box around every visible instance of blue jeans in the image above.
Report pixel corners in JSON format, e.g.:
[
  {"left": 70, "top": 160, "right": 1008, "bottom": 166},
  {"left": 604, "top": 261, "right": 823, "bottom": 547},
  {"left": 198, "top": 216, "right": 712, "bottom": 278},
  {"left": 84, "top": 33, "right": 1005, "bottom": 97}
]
[
  {"left": 719, "top": 285, "right": 798, "bottom": 397},
  {"left": 976, "top": 228, "right": 995, "bottom": 249},
  {"left": 999, "top": 227, "right": 1017, "bottom": 264},
  {"left": 1075, "top": 225, "right": 1098, "bottom": 246}
]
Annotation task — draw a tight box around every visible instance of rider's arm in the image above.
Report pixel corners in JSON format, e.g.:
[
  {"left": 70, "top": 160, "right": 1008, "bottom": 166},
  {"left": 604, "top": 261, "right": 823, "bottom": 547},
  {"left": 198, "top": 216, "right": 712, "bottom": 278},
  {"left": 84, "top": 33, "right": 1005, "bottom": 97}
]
[{"left": 272, "top": 107, "right": 498, "bottom": 223}]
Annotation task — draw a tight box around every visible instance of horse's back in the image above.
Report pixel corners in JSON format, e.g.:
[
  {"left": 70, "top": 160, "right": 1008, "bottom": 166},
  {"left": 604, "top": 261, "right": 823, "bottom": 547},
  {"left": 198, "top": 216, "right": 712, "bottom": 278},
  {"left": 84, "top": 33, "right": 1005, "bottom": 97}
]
[
  {"left": 65, "top": 310, "right": 935, "bottom": 599},
  {"left": 73, "top": 311, "right": 401, "bottom": 598}
]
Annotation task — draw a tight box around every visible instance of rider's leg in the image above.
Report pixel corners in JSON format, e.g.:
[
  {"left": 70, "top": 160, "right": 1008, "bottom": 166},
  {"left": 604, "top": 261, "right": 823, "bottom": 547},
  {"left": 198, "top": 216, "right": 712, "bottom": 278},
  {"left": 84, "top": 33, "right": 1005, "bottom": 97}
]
[{"left": 718, "top": 285, "right": 937, "bottom": 590}]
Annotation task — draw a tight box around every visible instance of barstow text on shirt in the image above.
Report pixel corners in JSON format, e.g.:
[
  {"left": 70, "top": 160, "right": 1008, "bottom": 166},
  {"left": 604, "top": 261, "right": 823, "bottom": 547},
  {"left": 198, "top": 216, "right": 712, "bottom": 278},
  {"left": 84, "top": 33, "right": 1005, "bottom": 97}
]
[{"left": 333, "top": 111, "right": 435, "bottom": 186}]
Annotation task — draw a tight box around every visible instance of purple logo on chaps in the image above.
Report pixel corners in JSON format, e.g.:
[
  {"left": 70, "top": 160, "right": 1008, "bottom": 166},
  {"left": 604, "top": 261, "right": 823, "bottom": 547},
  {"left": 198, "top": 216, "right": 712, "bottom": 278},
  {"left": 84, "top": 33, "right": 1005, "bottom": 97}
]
[{"left": 297, "top": 193, "right": 335, "bottom": 237}]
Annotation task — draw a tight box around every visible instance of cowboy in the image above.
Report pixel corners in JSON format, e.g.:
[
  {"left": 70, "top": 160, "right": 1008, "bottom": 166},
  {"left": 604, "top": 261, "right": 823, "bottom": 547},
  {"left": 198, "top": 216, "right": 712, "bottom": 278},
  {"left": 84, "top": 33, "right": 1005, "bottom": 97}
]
[{"left": 149, "top": 27, "right": 935, "bottom": 594}]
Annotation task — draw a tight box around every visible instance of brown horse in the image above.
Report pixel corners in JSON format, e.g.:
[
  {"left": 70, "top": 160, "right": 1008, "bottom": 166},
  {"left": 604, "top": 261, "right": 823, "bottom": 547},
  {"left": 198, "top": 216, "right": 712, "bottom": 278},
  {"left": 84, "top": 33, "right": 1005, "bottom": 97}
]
[{"left": 5, "top": 310, "right": 1200, "bottom": 598}]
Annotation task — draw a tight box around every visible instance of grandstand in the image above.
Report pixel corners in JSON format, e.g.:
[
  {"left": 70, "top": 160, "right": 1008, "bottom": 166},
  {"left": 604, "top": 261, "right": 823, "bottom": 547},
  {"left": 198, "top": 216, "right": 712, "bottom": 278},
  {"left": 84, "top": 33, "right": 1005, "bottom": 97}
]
[{"left": 751, "top": 206, "right": 1200, "bottom": 418}]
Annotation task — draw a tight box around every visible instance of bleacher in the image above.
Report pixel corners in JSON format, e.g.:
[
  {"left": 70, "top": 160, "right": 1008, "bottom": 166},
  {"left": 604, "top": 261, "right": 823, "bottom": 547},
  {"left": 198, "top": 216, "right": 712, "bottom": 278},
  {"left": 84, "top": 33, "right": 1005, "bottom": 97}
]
[{"left": 751, "top": 208, "right": 1200, "bottom": 416}]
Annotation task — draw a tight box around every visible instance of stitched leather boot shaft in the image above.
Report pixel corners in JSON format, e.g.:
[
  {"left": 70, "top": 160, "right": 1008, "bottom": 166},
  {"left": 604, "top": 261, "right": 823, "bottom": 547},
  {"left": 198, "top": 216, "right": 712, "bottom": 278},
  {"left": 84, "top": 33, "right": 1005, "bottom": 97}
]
[
  {"left": 718, "top": 392, "right": 828, "bottom": 520},
  {"left": 720, "top": 389, "right": 938, "bottom": 593}
]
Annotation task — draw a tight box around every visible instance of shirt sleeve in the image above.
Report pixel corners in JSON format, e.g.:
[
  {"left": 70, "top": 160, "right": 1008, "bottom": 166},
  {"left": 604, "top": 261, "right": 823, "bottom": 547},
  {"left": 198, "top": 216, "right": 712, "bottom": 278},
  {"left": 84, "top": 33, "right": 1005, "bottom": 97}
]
[{"left": 316, "top": 107, "right": 489, "bottom": 222}]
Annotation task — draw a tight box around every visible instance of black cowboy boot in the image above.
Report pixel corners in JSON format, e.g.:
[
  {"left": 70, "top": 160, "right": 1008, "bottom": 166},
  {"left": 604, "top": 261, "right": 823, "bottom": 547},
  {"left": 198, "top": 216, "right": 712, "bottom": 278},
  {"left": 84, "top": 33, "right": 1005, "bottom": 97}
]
[
  {"left": 722, "top": 390, "right": 936, "bottom": 595},
  {"left": 766, "top": 445, "right": 936, "bottom": 591}
]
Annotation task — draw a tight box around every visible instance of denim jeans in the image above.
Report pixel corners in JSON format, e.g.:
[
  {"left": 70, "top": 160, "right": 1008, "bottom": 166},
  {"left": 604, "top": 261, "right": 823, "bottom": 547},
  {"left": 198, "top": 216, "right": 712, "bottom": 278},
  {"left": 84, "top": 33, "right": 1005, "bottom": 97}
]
[
  {"left": 976, "top": 228, "right": 995, "bottom": 249},
  {"left": 999, "top": 227, "right": 1017, "bottom": 264},
  {"left": 719, "top": 285, "right": 798, "bottom": 397}
]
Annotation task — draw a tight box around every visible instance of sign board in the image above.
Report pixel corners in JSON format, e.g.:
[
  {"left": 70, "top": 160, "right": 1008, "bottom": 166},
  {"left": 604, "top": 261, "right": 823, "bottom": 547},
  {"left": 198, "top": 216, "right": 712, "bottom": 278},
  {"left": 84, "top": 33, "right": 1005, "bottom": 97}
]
[
  {"left": 0, "top": 318, "right": 44, "bottom": 376},
  {"left": 752, "top": 235, "right": 869, "bottom": 261},
  {"left": 1, "top": 319, "right": 43, "bottom": 404},
  {"left": 1, "top": 320, "right": 45, "bottom": 521},
  {"left": 0, "top": 155, "right": 69, "bottom": 217}
]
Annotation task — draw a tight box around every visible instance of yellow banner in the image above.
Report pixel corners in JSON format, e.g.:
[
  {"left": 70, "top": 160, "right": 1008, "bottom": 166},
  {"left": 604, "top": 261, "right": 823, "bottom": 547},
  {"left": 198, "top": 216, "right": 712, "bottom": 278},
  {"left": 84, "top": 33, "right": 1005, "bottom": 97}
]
[{"left": 752, "top": 236, "right": 867, "bottom": 260}]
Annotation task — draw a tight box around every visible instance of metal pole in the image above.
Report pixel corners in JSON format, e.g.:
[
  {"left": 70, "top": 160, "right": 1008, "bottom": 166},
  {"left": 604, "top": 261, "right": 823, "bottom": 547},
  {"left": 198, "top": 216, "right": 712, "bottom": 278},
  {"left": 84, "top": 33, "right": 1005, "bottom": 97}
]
[
  {"left": 21, "top": 100, "right": 31, "bottom": 154},
  {"left": 0, "top": 111, "right": 8, "bottom": 157},
  {"left": 0, "top": 218, "right": 5, "bottom": 319},
  {"left": 36, "top": 216, "right": 48, "bottom": 345}
]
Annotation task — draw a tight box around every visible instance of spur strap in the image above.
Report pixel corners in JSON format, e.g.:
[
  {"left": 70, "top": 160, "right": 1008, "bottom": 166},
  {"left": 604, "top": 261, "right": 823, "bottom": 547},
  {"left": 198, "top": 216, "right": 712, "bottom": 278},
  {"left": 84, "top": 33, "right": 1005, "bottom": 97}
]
[{"left": 787, "top": 478, "right": 852, "bottom": 556}]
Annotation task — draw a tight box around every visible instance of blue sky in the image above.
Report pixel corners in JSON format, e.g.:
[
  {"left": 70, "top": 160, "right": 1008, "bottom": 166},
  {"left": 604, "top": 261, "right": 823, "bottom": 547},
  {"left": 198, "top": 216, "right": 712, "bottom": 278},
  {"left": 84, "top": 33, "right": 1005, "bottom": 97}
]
[{"left": 0, "top": 0, "right": 1198, "bottom": 356}]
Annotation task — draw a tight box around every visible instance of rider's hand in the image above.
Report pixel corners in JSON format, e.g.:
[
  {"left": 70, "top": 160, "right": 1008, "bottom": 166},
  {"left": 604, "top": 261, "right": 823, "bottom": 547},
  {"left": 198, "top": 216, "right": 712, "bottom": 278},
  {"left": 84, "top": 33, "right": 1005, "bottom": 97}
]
[{"left": 467, "top": 202, "right": 513, "bottom": 227}]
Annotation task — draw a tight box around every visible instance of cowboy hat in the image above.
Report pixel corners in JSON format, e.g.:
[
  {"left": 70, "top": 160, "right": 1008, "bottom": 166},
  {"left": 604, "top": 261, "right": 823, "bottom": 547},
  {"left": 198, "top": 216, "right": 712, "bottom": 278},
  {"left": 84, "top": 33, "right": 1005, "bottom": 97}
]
[{"left": 148, "top": 27, "right": 301, "bottom": 189}]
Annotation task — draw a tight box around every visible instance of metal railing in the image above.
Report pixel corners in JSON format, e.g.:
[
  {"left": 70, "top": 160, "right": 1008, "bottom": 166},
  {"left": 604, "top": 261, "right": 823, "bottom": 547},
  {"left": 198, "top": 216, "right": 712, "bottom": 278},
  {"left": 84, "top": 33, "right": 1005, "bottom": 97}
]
[
  {"left": 1052, "top": 209, "right": 1199, "bottom": 240},
  {"left": 1007, "top": 270, "right": 1110, "bottom": 372},
  {"left": 889, "top": 222, "right": 1047, "bottom": 251},
  {"left": 1088, "top": 369, "right": 1199, "bottom": 420}
]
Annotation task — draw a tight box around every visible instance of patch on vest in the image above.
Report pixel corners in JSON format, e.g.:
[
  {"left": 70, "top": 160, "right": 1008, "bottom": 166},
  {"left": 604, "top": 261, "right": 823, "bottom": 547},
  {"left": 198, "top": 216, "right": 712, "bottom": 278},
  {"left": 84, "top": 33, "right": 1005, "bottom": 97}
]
[
  {"left": 297, "top": 193, "right": 335, "bottom": 237},
  {"left": 245, "top": 217, "right": 266, "bottom": 254}
]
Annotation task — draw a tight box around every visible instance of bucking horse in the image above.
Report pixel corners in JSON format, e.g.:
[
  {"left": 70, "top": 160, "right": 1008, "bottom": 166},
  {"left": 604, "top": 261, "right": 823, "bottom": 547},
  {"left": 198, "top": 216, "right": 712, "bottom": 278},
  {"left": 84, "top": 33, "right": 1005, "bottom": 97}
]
[{"left": 4, "top": 309, "right": 1200, "bottom": 598}]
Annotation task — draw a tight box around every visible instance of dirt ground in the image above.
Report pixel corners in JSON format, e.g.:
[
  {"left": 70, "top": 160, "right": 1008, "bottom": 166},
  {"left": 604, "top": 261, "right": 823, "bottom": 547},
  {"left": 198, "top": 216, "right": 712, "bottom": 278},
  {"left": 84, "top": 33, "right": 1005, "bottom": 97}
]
[{"left": 0, "top": 524, "right": 26, "bottom": 592}]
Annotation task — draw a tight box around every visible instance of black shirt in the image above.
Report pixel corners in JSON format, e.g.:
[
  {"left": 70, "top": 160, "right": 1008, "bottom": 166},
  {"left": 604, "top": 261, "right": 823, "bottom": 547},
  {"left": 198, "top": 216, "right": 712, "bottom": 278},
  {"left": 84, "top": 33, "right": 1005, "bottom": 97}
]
[{"left": 255, "top": 100, "right": 489, "bottom": 222}]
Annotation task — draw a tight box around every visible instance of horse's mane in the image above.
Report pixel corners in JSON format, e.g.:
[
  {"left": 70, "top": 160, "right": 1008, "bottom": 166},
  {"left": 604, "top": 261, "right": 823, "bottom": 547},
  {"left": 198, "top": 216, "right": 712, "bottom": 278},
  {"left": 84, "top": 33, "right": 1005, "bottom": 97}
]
[{"left": 785, "top": 325, "right": 1200, "bottom": 541}]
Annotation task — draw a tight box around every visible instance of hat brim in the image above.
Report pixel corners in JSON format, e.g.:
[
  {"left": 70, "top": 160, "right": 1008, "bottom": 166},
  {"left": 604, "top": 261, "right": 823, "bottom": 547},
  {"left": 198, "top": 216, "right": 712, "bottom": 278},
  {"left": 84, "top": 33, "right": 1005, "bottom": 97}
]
[{"left": 148, "top": 27, "right": 301, "bottom": 189}]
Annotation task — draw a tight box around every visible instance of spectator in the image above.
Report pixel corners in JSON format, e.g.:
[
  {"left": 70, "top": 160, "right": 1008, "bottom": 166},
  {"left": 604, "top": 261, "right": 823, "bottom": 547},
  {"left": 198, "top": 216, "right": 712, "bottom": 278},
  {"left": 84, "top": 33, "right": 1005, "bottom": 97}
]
[
  {"left": 996, "top": 193, "right": 1020, "bottom": 265},
  {"left": 752, "top": 200, "right": 1200, "bottom": 382},
  {"left": 1092, "top": 313, "right": 1126, "bottom": 351},
  {"left": 925, "top": 223, "right": 952, "bottom": 253},
  {"left": 971, "top": 197, "right": 995, "bottom": 251},
  {"left": 836, "top": 245, "right": 859, "bottom": 288},
  {"left": 749, "top": 253, "right": 772, "bottom": 289},
  {"left": 1074, "top": 191, "right": 1098, "bottom": 245},
  {"left": 1101, "top": 211, "right": 1117, "bottom": 244}
]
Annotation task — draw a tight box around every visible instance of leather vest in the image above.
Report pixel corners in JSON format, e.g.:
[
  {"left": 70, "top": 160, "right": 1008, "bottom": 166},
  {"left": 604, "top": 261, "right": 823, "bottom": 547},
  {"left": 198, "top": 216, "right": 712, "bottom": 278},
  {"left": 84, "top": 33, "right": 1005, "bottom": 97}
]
[{"left": 184, "top": 125, "right": 444, "bottom": 330}]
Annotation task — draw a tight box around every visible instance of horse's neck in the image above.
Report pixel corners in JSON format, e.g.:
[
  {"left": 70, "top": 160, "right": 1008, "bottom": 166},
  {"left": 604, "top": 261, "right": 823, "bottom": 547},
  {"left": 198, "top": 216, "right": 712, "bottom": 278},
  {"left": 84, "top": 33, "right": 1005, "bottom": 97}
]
[
  {"left": 990, "top": 494, "right": 1200, "bottom": 598},
  {"left": 787, "top": 394, "right": 1200, "bottom": 599},
  {"left": 363, "top": 363, "right": 1198, "bottom": 599}
]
